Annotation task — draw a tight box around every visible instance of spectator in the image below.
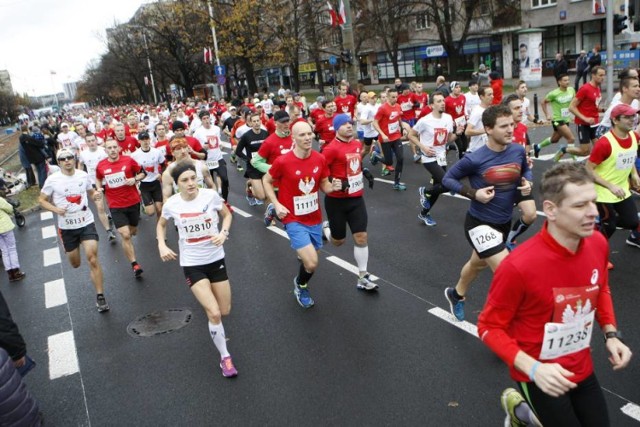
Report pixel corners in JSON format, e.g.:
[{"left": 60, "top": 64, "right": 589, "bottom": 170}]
[
  {"left": 475, "top": 64, "right": 491, "bottom": 87},
  {"left": 17, "top": 125, "right": 37, "bottom": 187},
  {"left": 0, "top": 195, "right": 25, "bottom": 281},
  {"left": 575, "top": 50, "right": 589, "bottom": 90},
  {"left": 489, "top": 71, "right": 504, "bottom": 104},
  {"left": 553, "top": 52, "right": 568, "bottom": 80}
]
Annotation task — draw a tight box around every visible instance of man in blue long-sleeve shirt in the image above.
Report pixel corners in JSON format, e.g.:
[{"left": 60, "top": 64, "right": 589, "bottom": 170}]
[{"left": 442, "top": 105, "right": 533, "bottom": 321}]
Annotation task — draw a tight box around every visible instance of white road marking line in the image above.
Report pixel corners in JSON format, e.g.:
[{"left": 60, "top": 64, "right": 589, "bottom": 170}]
[
  {"left": 43, "top": 248, "right": 61, "bottom": 266},
  {"left": 44, "top": 279, "right": 67, "bottom": 308},
  {"left": 621, "top": 403, "right": 640, "bottom": 422},
  {"left": 48, "top": 331, "right": 80, "bottom": 379},
  {"left": 267, "top": 225, "right": 289, "bottom": 239},
  {"left": 231, "top": 206, "right": 252, "bottom": 218},
  {"left": 40, "top": 211, "right": 54, "bottom": 221},
  {"left": 42, "top": 225, "right": 56, "bottom": 239},
  {"left": 373, "top": 178, "right": 406, "bottom": 185},
  {"left": 427, "top": 307, "right": 478, "bottom": 338},
  {"left": 326, "top": 256, "right": 379, "bottom": 280}
]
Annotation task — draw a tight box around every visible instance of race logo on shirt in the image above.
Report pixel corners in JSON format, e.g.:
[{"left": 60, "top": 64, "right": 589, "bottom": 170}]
[
  {"left": 455, "top": 105, "right": 463, "bottom": 115},
  {"left": 65, "top": 194, "right": 82, "bottom": 204},
  {"left": 207, "top": 135, "right": 219, "bottom": 149},
  {"left": 482, "top": 163, "right": 521, "bottom": 189},
  {"left": 433, "top": 128, "right": 448, "bottom": 146},
  {"left": 347, "top": 153, "right": 361, "bottom": 175},
  {"left": 298, "top": 177, "right": 315, "bottom": 195}
]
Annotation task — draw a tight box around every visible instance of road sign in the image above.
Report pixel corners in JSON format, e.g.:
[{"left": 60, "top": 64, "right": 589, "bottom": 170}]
[
  {"left": 329, "top": 56, "right": 337, "bottom": 65},
  {"left": 214, "top": 65, "right": 226, "bottom": 76},
  {"left": 217, "top": 75, "right": 226, "bottom": 85}
]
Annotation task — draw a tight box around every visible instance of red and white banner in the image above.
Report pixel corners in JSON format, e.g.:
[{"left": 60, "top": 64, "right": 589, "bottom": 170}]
[{"left": 204, "top": 47, "right": 213, "bottom": 64}]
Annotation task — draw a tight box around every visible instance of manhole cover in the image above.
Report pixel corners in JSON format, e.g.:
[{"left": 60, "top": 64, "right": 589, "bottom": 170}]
[{"left": 127, "top": 308, "right": 193, "bottom": 337}]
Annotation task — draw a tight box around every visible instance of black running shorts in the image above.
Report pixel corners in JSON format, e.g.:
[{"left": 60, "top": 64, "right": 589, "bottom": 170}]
[
  {"left": 324, "top": 195, "right": 368, "bottom": 240},
  {"left": 183, "top": 258, "right": 228, "bottom": 287}
]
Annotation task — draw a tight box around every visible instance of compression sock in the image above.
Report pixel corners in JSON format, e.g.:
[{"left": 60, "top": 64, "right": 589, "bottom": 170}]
[
  {"left": 507, "top": 217, "right": 531, "bottom": 243},
  {"left": 297, "top": 263, "right": 314, "bottom": 285},
  {"left": 208, "top": 322, "right": 230, "bottom": 358},
  {"left": 354, "top": 245, "right": 369, "bottom": 276},
  {"left": 538, "top": 137, "right": 551, "bottom": 148}
]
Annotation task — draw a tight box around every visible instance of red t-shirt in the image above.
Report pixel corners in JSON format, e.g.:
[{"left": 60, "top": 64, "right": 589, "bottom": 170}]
[
  {"left": 445, "top": 95, "right": 466, "bottom": 120},
  {"left": 322, "top": 138, "right": 364, "bottom": 199},
  {"left": 415, "top": 92, "right": 429, "bottom": 109},
  {"left": 374, "top": 103, "right": 403, "bottom": 141},
  {"left": 155, "top": 140, "right": 172, "bottom": 160},
  {"left": 95, "top": 156, "right": 143, "bottom": 208},
  {"left": 309, "top": 108, "right": 324, "bottom": 124},
  {"left": 477, "top": 223, "right": 615, "bottom": 383},
  {"left": 265, "top": 118, "right": 276, "bottom": 135},
  {"left": 269, "top": 150, "right": 329, "bottom": 225},
  {"left": 185, "top": 135, "right": 204, "bottom": 159},
  {"left": 416, "top": 105, "right": 433, "bottom": 120},
  {"left": 334, "top": 94, "right": 357, "bottom": 118},
  {"left": 314, "top": 115, "right": 336, "bottom": 143},
  {"left": 575, "top": 83, "right": 602, "bottom": 125},
  {"left": 512, "top": 122, "right": 528, "bottom": 148},
  {"left": 589, "top": 131, "right": 637, "bottom": 164},
  {"left": 116, "top": 136, "right": 139, "bottom": 154},
  {"left": 491, "top": 79, "right": 504, "bottom": 105},
  {"left": 258, "top": 132, "right": 294, "bottom": 165},
  {"left": 397, "top": 93, "right": 419, "bottom": 121}
]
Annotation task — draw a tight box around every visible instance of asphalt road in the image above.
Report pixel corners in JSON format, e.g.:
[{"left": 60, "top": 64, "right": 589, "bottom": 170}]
[{"left": 3, "top": 123, "right": 639, "bottom": 426}]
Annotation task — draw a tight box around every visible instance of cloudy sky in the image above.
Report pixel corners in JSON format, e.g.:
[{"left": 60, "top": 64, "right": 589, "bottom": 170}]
[{"left": 0, "top": 0, "right": 146, "bottom": 96}]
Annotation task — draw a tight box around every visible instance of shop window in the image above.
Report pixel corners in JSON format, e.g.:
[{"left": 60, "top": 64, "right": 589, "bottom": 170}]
[
  {"left": 416, "top": 13, "right": 430, "bottom": 30},
  {"left": 532, "top": 0, "right": 557, "bottom": 8}
]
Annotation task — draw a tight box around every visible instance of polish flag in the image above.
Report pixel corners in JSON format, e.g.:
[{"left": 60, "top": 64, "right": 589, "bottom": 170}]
[
  {"left": 204, "top": 47, "right": 212, "bottom": 64},
  {"left": 327, "top": 1, "right": 339, "bottom": 28},
  {"left": 338, "top": 0, "right": 346, "bottom": 27}
]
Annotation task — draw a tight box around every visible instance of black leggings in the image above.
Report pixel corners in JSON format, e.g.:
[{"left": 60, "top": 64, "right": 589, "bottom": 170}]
[
  {"left": 454, "top": 133, "right": 468, "bottom": 159},
  {"left": 381, "top": 139, "right": 404, "bottom": 184},
  {"left": 421, "top": 162, "right": 448, "bottom": 212},
  {"left": 518, "top": 373, "right": 609, "bottom": 427},
  {"left": 597, "top": 196, "right": 639, "bottom": 238},
  {"left": 209, "top": 159, "right": 230, "bottom": 201}
]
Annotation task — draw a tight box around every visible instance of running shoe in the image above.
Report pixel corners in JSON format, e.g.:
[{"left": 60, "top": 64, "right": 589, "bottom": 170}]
[
  {"left": 220, "top": 356, "right": 238, "bottom": 378},
  {"left": 381, "top": 166, "right": 391, "bottom": 176},
  {"left": 133, "top": 264, "right": 144, "bottom": 278},
  {"left": 229, "top": 154, "right": 237, "bottom": 164},
  {"left": 246, "top": 195, "right": 257, "bottom": 206},
  {"left": 96, "top": 294, "right": 110, "bottom": 313},
  {"left": 501, "top": 388, "right": 528, "bottom": 427},
  {"left": 370, "top": 151, "right": 382, "bottom": 166},
  {"left": 413, "top": 153, "right": 421, "bottom": 163},
  {"left": 392, "top": 183, "right": 406, "bottom": 191},
  {"left": 293, "top": 277, "right": 314, "bottom": 308},
  {"left": 322, "top": 220, "right": 331, "bottom": 241},
  {"left": 444, "top": 287, "right": 465, "bottom": 321},
  {"left": 418, "top": 186, "right": 431, "bottom": 210},
  {"left": 533, "top": 143, "right": 540, "bottom": 159},
  {"left": 107, "top": 230, "right": 117, "bottom": 243},
  {"left": 236, "top": 163, "right": 244, "bottom": 172},
  {"left": 264, "top": 203, "right": 275, "bottom": 227},
  {"left": 625, "top": 234, "right": 640, "bottom": 248},
  {"left": 552, "top": 144, "right": 566, "bottom": 162},
  {"left": 254, "top": 198, "right": 264, "bottom": 206},
  {"left": 418, "top": 212, "right": 436, "bottom": 226},
  {"left": 387, "top": 165, "right": 395, "bottom": 171},
  {"left": 357, "top": 274, "right": 379, "bottom": 291}
]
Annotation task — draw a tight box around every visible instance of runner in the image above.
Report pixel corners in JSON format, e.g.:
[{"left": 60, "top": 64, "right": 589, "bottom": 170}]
[
  {"left": 235, "top": 112, "right": 268, "bottom": 205},
  {"left": 40, "top": 149, "right": 109, "bottom": 312},
  {"left": 162, "top": 137, "right": 215, "bottom": 201},
  {"left": 586, "top": 103, "right": 640, "bottom": 249},
  {"left": 442, "top": 105, "right": 532, "bottom": 321},
  {"left": 372, "top": 88, "right": 409, "bottom": 190},
  {"left": 95, "top": 139, "right": 146, "bottom": 278},
  {"left": 408, "top": 92, "right": 457, "bottom": 226},
  {"left": 130, "top": 132, "right": 166, "bottom": 219},
  {"left": 313, "top": 100, "right": 337, "bottom": 150},
  {"left": 113, "top": 123, "right": 139, "bottom": 154},
  {"left": 532, "top": 74, "right": 576, "bottom": 158},
  {"left": 477, "top": 162, "right": 632, "bottom": 427},
  {"left": 465, "top": 86, "right": 494, "bottom": 153},
  {"left": 262, "top": 122, "right": 342, "bottom": 308},
  {"left": 193, "top": 111, "right": 229, "bottom": 202},
  {"left": 156, "top": 162, "right": 237, "bottom": 378},
  {"left": 445, "top": 81, "right": 467, "bottom": 157},
  {"left": 321, "top": 114, "right": 377, "bottom": 291},
  {"left": 397, "top": 84, "right": 421, "bottom": 162},
  {"left": 77, "top": 133, "right": 115, "bottom": 241}
]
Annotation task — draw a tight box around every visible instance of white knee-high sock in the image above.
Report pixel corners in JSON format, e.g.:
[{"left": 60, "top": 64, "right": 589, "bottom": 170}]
[
  {"left": 208, "top": 322, "right": 230, "bottom": 358},
  {"left": 354, "top": 245, "right": 368, "bottom": 275}
]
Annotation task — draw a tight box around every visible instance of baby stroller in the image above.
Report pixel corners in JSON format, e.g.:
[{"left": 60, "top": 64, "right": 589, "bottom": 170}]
[{"left": 0, "top": 169, "right": 27, "bottom": 228}]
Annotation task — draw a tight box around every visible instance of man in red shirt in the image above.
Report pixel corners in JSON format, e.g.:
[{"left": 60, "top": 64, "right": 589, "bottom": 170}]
[
  {"left": 95, "top": 139, "right": 147, "bottom": 278},
  {"left": 263, "top": 122, "right": 342, "bottom": 308},
  {"left": 398, "top": 84, "right": 421, "bottom": 162},
  {"left": 114, "top": 123, "right": 139, "bottom": 154},
  {"left": 313, "top": 100, "right": 337, "bottom": 150},
  {"left": 154, "top": 123, "right": 172, "bottom": 161},
  {"left": 477, "top": 162, "right": 631, "bottom": 427},
  {"left": 334, "top": 83, "right": 357, "bottom": 118},
  {"left": 322, "top": 114, "right": 377, "bottom": 291},
  {"left": 372, "top": 88, "right": 408, "bottom": 190},
  {"left": 556, "top": 66, "right": 606, "bottom": 160},
  {"left": 445, "top": 81, "right": 468, "bottom": 157},
  {"left": 414, "top": 82, "right": 428, "bottom": 109}
]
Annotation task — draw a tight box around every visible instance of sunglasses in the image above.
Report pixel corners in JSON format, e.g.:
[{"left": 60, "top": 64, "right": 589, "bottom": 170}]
[{"left": 58, "top": 156, "right": 75, "bottom": 162}]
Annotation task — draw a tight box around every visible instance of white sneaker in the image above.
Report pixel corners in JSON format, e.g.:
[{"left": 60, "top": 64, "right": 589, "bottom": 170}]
[{"left": 357, "top": 274, "right": 378, "bottom": 291}]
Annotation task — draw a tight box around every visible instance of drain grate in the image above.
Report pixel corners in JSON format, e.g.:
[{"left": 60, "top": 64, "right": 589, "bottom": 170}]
[{"left": 127, "top": 308, "right": 193, "bottom": 337}]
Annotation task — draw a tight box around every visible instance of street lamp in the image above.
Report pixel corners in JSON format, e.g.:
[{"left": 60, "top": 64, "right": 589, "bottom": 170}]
[
  {"left": 128, "top": 24, "right": 158, "bottom": 104},
  {"left": 207, "top": 0, "right": 225, "bottom": 98}
]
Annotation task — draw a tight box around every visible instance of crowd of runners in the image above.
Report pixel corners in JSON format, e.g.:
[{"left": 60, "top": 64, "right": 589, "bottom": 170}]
[{"left": 9, "top": 71, "right": 638, "bottom": 425}]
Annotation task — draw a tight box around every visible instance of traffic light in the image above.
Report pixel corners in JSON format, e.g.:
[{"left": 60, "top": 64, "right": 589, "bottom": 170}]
[
  {"left": 340, "top": 50, "right": 352, "bottom": 64},
  {"left": 614, "top": 14, "right": 628, "bottom": 34}
]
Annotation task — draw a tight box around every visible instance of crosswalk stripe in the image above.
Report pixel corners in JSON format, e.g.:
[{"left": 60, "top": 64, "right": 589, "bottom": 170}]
[{"left": 48, "top": 331, "right": 80, "bottom": 379}]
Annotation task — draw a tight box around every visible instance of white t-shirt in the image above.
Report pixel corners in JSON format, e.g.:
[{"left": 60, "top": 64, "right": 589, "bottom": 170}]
[
  {"left": 361, "top": 104, "right": 379, "bottom": 139},
  {"left": 261, "top": 99, "right": 274, "bottom": 115},
  {"left": 131, "top": 147, "right": 166, "bottom": 182},
  {"left": 600, "top": 98, "right": 640, "bottom": 128},
  {"left": 41, "top": 170, "right": 95, "bottom": 230},
  {"left": 521, "top": 97, "right": 531, "bottom": 125},
  {"left": 78, "top": 147, "right": 107, "bottom": 184},
  {"left": 73, "top": 136, "right": 88, "bottom": 152},
  {"left": 467, "top": 105, "right": 488, "bottom": 152},
  {"left": 356, "top": 103, "right": 368, "bottom": 132},
  {"left": 57, "top": 131, "right": 79, "bottom": 152},
  {"left": 161, "top": 188, "right": 225, "bottom": 266},
  {"left": 193, "top": 126, "right": 224, "bottom": 165},
  {"left": 464, "top": 92, "right": 480, "bottom": 117},
  {"left": 413, "top": 113, "right": 454, "bottom": 164}
]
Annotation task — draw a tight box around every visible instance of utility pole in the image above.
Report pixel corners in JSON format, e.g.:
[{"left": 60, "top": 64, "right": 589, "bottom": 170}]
[
  {"left": 207, "top": 0, "right": 225, "bottom": 98},
  {"left": 606, "top": 1, "right": 614, "bottom": 104},
  {"left": 141, "top": 32, "right": 158, "bottom": 104},
  {"left": 340, "top": 0, "right": 360, "bottom": 84}
]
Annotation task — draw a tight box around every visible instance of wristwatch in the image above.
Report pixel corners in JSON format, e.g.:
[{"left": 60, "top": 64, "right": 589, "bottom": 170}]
[
  {"left": 604, "top": 330, "right": 624, "bottom": 343},
  {"left": 221, "top": 229, "right": 229, "bottom": 237}
]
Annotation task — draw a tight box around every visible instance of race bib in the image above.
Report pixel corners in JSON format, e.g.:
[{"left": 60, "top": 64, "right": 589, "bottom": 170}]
[
  {"left": 105, "top": 171, "right": 126, "bottom": 188},
  {"left": 205, "top": 159, "right": 219, "bottom": 170},
  {"left": 616, "top": 151, "right": 636, "bottom": 170},
  {"left": 388, "top": 121, "right": 400, "bottom": 134},
  {"left": 539, "top": 310, "right": 595, "bottom": 360},
  {"left": 293, "top": 192, "right": 319, "bottom": 216},
  {"left": 179, "top": 212, "right": 215, "bottom": 244},
  {"left": 561, "top": 107, "right": 570, "bottom": 118},
  {"left": 455, "top": 116, "right": 467, "bottom": 127},
  {"left": 436, "top": 152, "right": 447, "bottom": 166},
  {"left": 468, "top": 224, "right": 503, "bottom": 253},
  {"left": 63, "top": 208, "right": 88, "bottom": 228},
  {"left": 401, "top": 102, "right": 412, "bottom": 112},
  {"left": 348, "top": 173, "right": 363, "bottom": 194}
]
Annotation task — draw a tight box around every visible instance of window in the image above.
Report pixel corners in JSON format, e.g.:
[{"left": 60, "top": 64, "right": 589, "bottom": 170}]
[
  {"left": 416, "top": 13, "right": 430, "bottom": 29},
  {"left": 531, "top": 0, "right": 556, "bottom": 8},
  {"left": 330, "top": 31, "right": 340, "bottom": 46}
]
